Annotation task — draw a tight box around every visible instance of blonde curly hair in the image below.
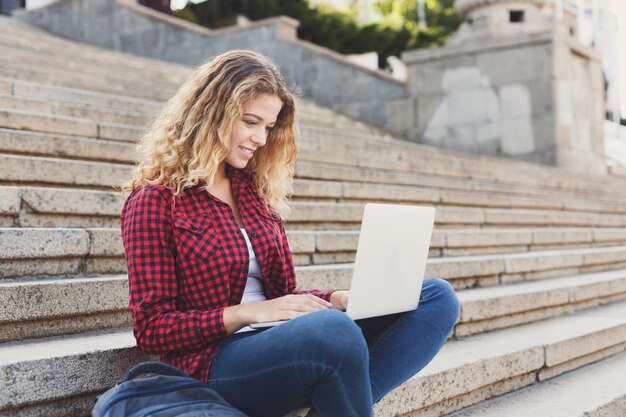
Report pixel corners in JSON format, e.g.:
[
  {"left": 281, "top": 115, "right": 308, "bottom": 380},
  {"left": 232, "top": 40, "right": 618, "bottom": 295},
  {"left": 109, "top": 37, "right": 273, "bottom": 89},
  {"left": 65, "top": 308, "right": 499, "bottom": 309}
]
[{"left": 123, "top": 50, "right": 298, "bottom": 215}]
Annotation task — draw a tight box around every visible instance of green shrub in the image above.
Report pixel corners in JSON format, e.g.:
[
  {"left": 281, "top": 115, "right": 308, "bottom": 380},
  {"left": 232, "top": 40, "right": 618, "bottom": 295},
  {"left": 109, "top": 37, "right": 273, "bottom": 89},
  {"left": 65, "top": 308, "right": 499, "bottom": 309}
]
[{"left": 176, "top": 0, "right": 461, "bottom": 69}]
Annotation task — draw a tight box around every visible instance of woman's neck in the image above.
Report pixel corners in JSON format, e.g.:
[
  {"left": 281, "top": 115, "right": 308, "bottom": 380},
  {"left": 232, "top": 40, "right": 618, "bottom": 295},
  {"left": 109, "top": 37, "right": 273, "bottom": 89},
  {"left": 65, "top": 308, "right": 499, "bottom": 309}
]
[{"left": 215, "top": 162, "right": 227, "bottom": 183}]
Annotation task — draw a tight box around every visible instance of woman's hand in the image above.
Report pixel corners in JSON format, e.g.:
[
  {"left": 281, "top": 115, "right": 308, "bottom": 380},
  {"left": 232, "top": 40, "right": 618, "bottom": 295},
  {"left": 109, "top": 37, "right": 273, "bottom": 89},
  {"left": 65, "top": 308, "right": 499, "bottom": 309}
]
[
  {"left": 330, "top": 290, "right": 349, "bottom": 310},
  {"left": 223, "top": 294, "right": 333, "bottom": 333}
]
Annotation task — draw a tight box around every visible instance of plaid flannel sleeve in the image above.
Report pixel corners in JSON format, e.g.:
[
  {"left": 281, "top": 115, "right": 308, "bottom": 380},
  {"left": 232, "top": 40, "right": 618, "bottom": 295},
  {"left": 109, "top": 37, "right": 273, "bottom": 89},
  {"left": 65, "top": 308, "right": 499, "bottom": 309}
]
[{"left": 121, "top": 187, "right": 228, "bottom": 354}]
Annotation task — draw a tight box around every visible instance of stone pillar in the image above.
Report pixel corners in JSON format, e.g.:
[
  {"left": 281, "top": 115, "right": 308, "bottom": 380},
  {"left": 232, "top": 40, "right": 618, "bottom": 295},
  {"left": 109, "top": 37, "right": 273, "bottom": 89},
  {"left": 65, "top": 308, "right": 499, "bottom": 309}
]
[{"left": 398, "top": 0, "right": 606, "bottom": 174}]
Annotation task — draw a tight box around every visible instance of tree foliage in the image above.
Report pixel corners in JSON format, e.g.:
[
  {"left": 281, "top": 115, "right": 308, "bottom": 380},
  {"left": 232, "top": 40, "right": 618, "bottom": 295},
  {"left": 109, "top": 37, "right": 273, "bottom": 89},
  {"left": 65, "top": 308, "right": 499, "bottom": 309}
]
[{"left": 174, "top": 0, "right": 461, "bottom": 69}]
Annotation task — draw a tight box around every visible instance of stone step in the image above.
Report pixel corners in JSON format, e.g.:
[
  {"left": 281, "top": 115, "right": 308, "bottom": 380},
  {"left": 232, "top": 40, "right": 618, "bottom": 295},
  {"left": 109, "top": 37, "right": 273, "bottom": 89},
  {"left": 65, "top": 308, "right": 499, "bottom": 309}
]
[
  {"left": 0, "top": 77, "right": 163, "bottom": 114},
  {"left": 2, "top": 75, "right": 624, "bottom": 205},
  {"left": 444, "top": 350, "right": 626, "bottom": 417},
  {"left": 0, "top": 108, "right": 144, "bottom": 141},
  {"left": 1, "top": 128, "right": 621, "bottom": 216},
  {"left": 296, "top": 245, "right": 626, "bottom": 290},
  {"left": 1, "top": 267, "right": 625, "bottom": 344},
  {"left": 3, "top": 188, "right": 626, "bottom": 230},
  {"left": 0, "top": 44, "right": 181, "bottom": 96},
  {"left": 284, "top": 202, "right": 626, "bottom": 230},
  {"left": 0, "top": 24, "right": 622, "bottom": 199},
  {"left": 0, "top": 227, "right": 124, "bottom": 278},
  {"left": 0, "top": 130, "right": 625, "bottom": 218},
  {"left": 299, "top": 125, "right": 626, "bottom": 197},
  {"left": 1, "top": 135, "right": 623, "bottom": 216},
  {"left": 295, "top": 159, "right": 626, "bottom": 211},
  {"left": 0, "top": 75, "right": 384, "bottom": 134},
  {"left": 374, "top": 301, "right": 626, "bottom": 417},
  {"left": 2, "top": 76, "right": 622, "bottom": 206},
  {"left": 0, "top": 62, "right": 170, "bottom": 102},
  {"left": 6, "top": 219, "right": 626, "bottom": 286},
  {"left": 1, "top": 299, "right": 624, "bottom": 417},
  {"left": 6, "top": 226, "right": 626, "bottom": 278},
  {"left": 0, "top": 186, "right": 122, "bottom": 228},
  {"left": 0, "top": 18, "right": 190, "bottom": 81},
  {"left": 293, "top": 177, "right": 626, "bottom": 216},
  {"left": 0, "top": 128, "right": 136, "bottom": 164},
  {"left": 0, "top": 154, "right": 131, "bottom": 189},
  {"left": 0, "top": 93, "right": 152, "bottom": 126}
]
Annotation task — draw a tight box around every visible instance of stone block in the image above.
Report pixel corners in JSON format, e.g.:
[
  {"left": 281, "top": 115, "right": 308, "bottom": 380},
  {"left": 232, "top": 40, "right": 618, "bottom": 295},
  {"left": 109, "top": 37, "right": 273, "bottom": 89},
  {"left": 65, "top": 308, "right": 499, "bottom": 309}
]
[
  {"left": 426, "top": 257, "right": 504, "bottom": 280},
  {"left": 0, "top": 187, "right": 20, "bottom": 216},
  {"left": 84, "top": 258, "right": 127, "bottom": 274},
  {"left": 285, "top": 231, "right": 316, "bottom": 253},
  {"left": 295, "top": 264, "right": 352, "bottom": 290},
  {"left": 0, "top": 154, "right": 131, "bottom": 187},
  {"left": 312, "top": 253, "right": 355, "bottom": 265},
  {"left": 455, "top": 304, "right": 569, "bottom": 337},
  {"left": 398, "top": 342, "right": 544, "bottom": 411},
  {"left": 436, "top": 207, "right": 486, "bottom": 226},
  {"left": 288, "top": 203, "right": 364, "bottom": 223},
  {"left": 87, "top": 228, "right": 123, "bottom": 257},
  {"left": 483, "top": 208, "right": 550, "bottom": 226},
  {"left": 532, "top": 228, "right": 593, "bottom": 244},
  {"left": 444, "top": 245, "right": 528, "bottom": 257},
  {"left": 0, "top": 332, "right": 150, "bottom": 409},
  {"left": 504, "top": 251, "right": 584, "bottom": 274},
  {"left": 341, "top": 182, "right": 440, "bottom": 204},
  {"left": 583, "top": 248, "right": 626, "bottom": 266},
  {"left": 0, "top": 128, "right": 137, "bottom": 163},
  {"left": 458, "top": 287, "right": 569, "bottom": 322},
  {"left": 0, "top": 258, "right": 83, "bottom": 279},
  {"left": 476, "top": 43, "right": 550, "bottom": 85},
  {"left": 542, "top": 319, "right": 626, "bottom": 367},
  {"left": 52, "top": 103, "right": 151, "bottom": 127},
  {"left": 21, "top": 187, "right": 124, "bottom": 216},
  {"left": 292, "top": 179, "right": 341, "bottom": 199},
  {"left": 98, "top": 122, "right": 145, "bottom": 142},
  {"left": 518, "top": 267, "right": 582, "bottom": 282},
  {"left": 394, "top": 373, "right": 536, "bottom": 417},
  {"left": 0, "top": 94, "right": 51, "bottom": 113},
  {"left": 440, "top": 191, "right": 511, "bottom": 208},
  {"left": 315, "top": 231, "right": 358, "bottom": 252},
  {"left": 1, "top": 228, "right": 90, "bottom": 259},
  {"left": 538, "top": 342, "right": 626, "bottom": 382},
  {"left": 446, "top": 229, "right": 532, "bottom": 248},
  {"left": 0, "top": 79, "right": 12, "bottom": 95},
  {"left": 430, "top": 231, "right": 445, "bottom": 248},
  {"left": 0, "top": 310, "right": 131, "bottom": 344},
  {"left": 0, "top": 275, "right": 128, "bottom": 323},
  {"left": 12, "top": 81, "right": 162, "bottom": 115},
  {"left": 0, "top": 109, "right": 98, "bottom": 137},
  {"left": 18, "top": 213, "right": 120, "bottom": 229}
]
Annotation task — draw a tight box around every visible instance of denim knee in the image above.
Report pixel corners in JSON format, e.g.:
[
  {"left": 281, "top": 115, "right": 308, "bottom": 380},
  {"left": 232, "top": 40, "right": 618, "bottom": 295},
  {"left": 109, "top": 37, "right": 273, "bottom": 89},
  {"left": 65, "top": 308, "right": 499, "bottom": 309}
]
[
  {"left": 422, "top": 278, "right": 460, "bottom": 332},
  {"left": 296, "top": 310, "right": 368, "bottom": 370}
]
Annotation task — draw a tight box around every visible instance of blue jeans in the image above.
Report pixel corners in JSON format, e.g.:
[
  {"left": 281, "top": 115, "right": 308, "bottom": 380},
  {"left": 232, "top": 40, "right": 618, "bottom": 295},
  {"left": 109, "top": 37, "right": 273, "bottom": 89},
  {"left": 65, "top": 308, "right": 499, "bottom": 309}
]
[{"left": 207, "top": 278, "right": 460, "bottom": 417}]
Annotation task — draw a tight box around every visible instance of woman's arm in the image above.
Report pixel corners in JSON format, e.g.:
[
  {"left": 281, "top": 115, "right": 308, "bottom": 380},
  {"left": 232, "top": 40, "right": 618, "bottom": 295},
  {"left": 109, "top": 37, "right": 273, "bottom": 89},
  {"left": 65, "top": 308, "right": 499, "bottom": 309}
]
[{"left": 121, "top": 187, "right": 228, "bottom": 354}]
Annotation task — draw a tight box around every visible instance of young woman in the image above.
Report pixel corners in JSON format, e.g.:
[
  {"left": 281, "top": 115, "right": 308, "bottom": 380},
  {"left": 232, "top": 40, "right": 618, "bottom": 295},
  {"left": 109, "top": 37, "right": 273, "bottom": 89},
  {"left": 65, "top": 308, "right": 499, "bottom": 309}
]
[{"left": 121, "top": 50, "right": 460, "bottom": 417}]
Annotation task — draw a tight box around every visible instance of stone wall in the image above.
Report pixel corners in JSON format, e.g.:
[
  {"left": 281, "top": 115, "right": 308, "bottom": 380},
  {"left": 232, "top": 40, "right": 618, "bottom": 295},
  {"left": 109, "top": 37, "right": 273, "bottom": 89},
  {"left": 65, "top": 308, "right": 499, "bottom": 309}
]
[
  {"left": 401, "top": 25, "right": 606, "bottom": 174},
  {"left": 12, "top": 0, "right": 406, "bottom": 133}
]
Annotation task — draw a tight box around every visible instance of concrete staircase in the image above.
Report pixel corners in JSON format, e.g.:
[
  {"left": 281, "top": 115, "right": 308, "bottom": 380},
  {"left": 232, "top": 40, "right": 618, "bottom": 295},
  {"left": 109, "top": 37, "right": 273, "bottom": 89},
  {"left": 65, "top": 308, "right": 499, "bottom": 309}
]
[{"left": 1, "top": 16, "right": 626, "bottom": 417}]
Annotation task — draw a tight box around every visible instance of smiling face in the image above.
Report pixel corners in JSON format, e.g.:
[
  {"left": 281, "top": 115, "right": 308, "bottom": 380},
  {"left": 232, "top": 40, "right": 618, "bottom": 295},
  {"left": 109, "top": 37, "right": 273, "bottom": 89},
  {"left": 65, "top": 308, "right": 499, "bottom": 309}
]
[{"left": 224, "top": 94, "right": 283, "bottom": 170}]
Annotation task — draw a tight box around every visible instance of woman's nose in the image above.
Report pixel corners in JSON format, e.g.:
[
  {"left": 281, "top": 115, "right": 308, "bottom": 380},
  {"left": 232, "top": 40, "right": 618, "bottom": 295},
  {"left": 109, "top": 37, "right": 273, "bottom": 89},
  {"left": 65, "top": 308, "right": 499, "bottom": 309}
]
[{"left": 252, "top": 128, "right": 267, "bottom": 146}]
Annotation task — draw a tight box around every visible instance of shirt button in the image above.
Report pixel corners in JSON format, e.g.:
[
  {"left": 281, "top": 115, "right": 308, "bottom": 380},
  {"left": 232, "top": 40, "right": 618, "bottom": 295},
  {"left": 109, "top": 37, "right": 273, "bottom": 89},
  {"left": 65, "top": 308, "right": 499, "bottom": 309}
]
[{"left": 251, "top": 231, "right": 258, "bottom": 237}]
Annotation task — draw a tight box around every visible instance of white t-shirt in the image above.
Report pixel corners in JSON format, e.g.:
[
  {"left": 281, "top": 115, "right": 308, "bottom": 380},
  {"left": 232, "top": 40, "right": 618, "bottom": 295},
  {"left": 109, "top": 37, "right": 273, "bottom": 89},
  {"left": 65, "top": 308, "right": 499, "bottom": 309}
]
[{"left": 235, "top": 228, "right": 267, "bottom": 333}]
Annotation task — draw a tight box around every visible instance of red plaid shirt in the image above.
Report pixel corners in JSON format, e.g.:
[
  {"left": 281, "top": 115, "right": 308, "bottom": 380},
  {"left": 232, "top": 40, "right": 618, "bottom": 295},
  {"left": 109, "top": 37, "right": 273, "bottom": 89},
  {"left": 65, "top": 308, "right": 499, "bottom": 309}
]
[{"left": 121, "top": 164, "right": 333, "bottom": 381}]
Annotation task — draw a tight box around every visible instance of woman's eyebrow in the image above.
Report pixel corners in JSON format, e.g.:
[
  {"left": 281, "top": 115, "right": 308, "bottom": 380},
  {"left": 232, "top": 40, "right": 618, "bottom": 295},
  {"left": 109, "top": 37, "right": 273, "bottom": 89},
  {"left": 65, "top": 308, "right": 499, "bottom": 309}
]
[{"left": 243, "top": 113, "right": 276, "bottom": 124}]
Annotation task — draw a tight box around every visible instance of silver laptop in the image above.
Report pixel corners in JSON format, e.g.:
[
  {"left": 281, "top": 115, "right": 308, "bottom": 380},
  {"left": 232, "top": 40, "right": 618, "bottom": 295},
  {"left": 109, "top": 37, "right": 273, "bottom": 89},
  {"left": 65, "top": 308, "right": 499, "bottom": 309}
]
[{"left": 250, "top": 203, "right": 436, "bottom": 329}]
